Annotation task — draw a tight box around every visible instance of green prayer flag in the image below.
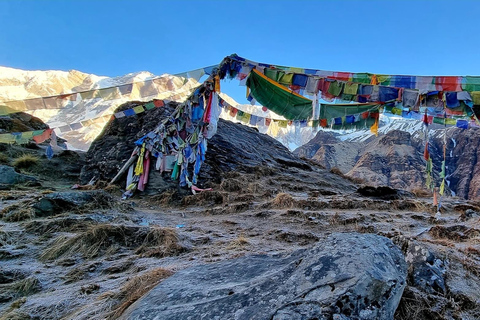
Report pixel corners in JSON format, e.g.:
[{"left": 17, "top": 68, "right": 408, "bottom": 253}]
[
  {"left": 144, "top": 102, "right": 155, "bottom": 110},
  {"left": 246, "top": 70, "right": 312, "bottom": 120},
  {"left": 433, "top": 117, "right": 445, "bottom": 125}
]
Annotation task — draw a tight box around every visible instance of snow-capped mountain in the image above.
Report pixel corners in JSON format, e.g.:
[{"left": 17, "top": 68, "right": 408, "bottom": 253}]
[{"left": 0, "top": 66, "right": 200, "bottom": 150}]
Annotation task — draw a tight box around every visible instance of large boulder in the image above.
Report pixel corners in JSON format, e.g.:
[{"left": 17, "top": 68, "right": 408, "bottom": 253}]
[{"left": 121, "top": 233, "right": 407, "bottom": 320}]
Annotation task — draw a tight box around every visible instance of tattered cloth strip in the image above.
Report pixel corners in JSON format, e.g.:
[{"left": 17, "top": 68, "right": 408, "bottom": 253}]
[{"left": 246, "top": 69, "right": 312, "bottom": 120}]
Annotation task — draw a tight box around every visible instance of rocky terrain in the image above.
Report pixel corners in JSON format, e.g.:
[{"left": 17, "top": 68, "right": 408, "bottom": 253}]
[
  {"left": 294, "top": 125, "right": 480, "bottom": 199},
  {"left": 0, "top": 102, "right": 480, "bottom": 319}
]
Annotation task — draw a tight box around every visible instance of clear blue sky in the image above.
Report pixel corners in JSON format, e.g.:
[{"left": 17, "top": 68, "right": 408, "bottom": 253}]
[{"left": 2, "top": 1, "right": 480, "bottom": 86}]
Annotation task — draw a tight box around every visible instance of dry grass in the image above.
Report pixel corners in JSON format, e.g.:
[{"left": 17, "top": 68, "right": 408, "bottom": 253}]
[
  {"left": 12, "top": 154, "right": 39, "bottom": 169},
  {"left": 272, "top": 192, "right": 294, "bottom": 208},
  {"left": 345, "top": 175, "right": 365, "bottom": 184},
  {"left": 429, "top": 225, "right": 480, "bottom": 242},
  {"left": 106, "top": 268, "right": 174, "bottom": 319},
  {"left": 0, "top": 153, "right": 9, "bottom": 165},
  {"left": 40, "top": 224, "right": 186, "bottom": 261},
  {"left": 220, "top": 178, "right": 246, "bottom": 192},
  {"left": 394, "top": 286, "right": 445, "bottom": 320},
  {"left": 0, "top": 276, "right": 41, "bottom": 304},
  {"left": 182, "top": 191, "right": 226, "bottom": 206},
  {"left": 329, "top": 167, "right": 344, "bottom": 176},
  {"left": 461, "top": 256, "right": 480, "bottom": 277},
  {"left": 24, "top": 217, "right": 94, "bottom": 235},
  {"left": 462, "top": 246, "right": 480, "bottom": 256},
  {"left": 329, "top": 212, "right": 342, "bottom": 226},
  {"left": 149, "top": 190, "right": 182, "bottom": 206},
  {"left": 135, "top": 227, "right": 186, "bottom": 258},
  {"left": 0, "top": 310, "right": 31, "bottom": 320},
  {"left": 411, "top": 188, "right": 433, "bottom": 198},
  {"left": 227, "top": 235, "right": 249, "bottom": 249},
  {"left": 11, "top": 276, "right": 40, "bottom": 296},
  {"left": 1, "top": 203, "right": 35, "bottom": 222}
]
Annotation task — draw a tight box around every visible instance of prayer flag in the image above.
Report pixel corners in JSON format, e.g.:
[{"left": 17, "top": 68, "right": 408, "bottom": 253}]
[
  {"left": 133, "top": 106, "right": 145, "bottom": 114},
  {"left": 123, "top": 109, "right": 136, "bottom": 117}
]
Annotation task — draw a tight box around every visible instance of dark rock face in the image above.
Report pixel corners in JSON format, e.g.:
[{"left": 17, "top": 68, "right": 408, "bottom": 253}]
[
  {"left": 121, "top": 233, "right": 407, "bottom": 320},
  {"left": 345, "top": 130, "right": 426, "bottom": 191},
  {"left": 293, "top": 131, "right": 340, "bottom": 159},
  {"left": 295, "top": 125, "right": 480, "bottom": 199},
  {"left": 296, "top": 130, "right": 429, "bottom": 193},
  {"left": 199, "top": 119, "right": 311, "bottom": 184},
  {"left": 429, "top": 127, "right": 480, "bottom": 199},
  {"left": 0, "top": 112, "right": 48, "bottom": 133},
  {"left": 0, "top": 165, "right": 37, "bottom": 185},
  {"left": 80, "top": 101, "right": 178, "bottom": 185},
  {"left": 357, "top": 185, "right": 414, "bottom": 200}
]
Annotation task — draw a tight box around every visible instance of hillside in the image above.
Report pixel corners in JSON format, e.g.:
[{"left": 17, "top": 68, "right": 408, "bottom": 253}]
[{"left": 0, "top": 100, "right": 479, "bottom": 319}]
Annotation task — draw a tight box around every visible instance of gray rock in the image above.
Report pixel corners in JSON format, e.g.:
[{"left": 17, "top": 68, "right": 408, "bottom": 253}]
[
  {"left": 121, "top": 233, "right": 407, "bottom": 320},
  {"left": 33, "top": 190, "right": 113, "bottom": 216},
  {"left": 0, "top": 165, "right": 37, "bottom": 185},
  {"left": 404, "top": 241, "right": 446, "bottom": 294}
]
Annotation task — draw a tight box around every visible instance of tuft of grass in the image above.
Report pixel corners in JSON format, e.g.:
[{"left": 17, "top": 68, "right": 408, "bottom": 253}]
[
  {"left": 135, "top": 227, "right": 186, "bottom": 258},
  {"left": 11, "top": 276, "right": 40, "bottom": 296},
  {"left": 272, "top": 192, "right": 294, "bottom": 208},
  {"left": 12, "top": 154, "right": 39, "bottom": 170},
  {"left": 329, "top": 212, "right": 342, "bottom": 226},
  {"left": 106, "top": 268, "right": 173, "bottom": 319},
  {"left": 1, "top": 204, "right": 35, "bottom": 222},
  {"left": 227, "top": 235, "right": 249, "bottom": 249},
  {"left": 40, "top": 224, "right": 186, "bottom": 261}
]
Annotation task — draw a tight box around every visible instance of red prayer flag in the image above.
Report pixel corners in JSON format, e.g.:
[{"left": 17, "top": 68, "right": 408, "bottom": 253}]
[
  {"left": 424, "top": 142, "right": 430, "bottom": 160},
  {"left": 33, "top": 128, "right": 53, "bottom": 144},
  {"left": 153, "top": 100, "right": 164, "bottom": 107}
]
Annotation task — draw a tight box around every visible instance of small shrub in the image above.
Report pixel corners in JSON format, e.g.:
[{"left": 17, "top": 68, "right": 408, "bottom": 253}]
[
  {"left": 12, "top": 154, "right": 39, "bottom": 169},
  {"left": 272, "top": 193, "right": 294, "bottom": 208},
  {"left": 329, "top": 167, "right": 344, "bottom": 176},
  {"left": 227, "top": 235, "right": 249, "bottom": 249}
]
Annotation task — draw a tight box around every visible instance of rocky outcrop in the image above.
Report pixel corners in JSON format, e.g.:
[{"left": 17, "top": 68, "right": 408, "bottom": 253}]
[
  {"left": 346, "top": 130, "right": 426, "bottom": 191},
  {"left": 81, "top": 100, "right": 315, "bottom": 190},
  {"left": 293, "top": 131, "right": 340, "bottom": 159},
  {"left": 121, "top": 233, "right": 407, "bottom": 320}
]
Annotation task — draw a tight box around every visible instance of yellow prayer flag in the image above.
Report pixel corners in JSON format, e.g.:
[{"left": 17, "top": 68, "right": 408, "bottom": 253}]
[
  {"left": 445, "top": 118, "right": 457, "bottom": 125},
  {"left": 440, "top": 179, "right": 445, "bottom": 195},
  {"left": 471, "top": 91, "right": 480, "bottom": 105},
  {"left": 370, "top": 118, "right": 379, "bottom": 136},
  {"left": 133, "top": 106, "right": 145, "bottom": 114},
  {"left": 0, "top": 134, "right": 15, "bottom": 143}
]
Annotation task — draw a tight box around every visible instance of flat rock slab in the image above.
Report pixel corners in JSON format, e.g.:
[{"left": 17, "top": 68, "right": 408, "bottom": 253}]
[{"left": 121, "top": 233, "right": 407, "bottom": 320}]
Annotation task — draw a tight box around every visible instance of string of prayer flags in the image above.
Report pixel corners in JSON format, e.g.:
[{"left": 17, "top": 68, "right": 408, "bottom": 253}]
[{"left": 0, "top": 98, "right": 168, "bottom": 145}]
